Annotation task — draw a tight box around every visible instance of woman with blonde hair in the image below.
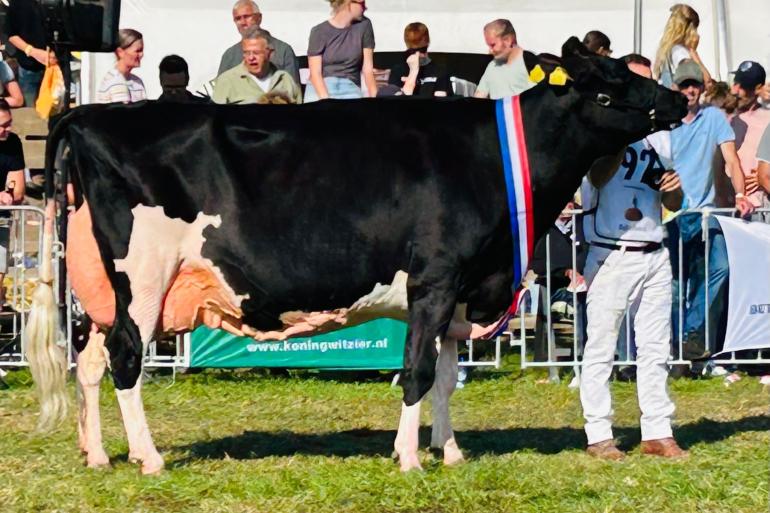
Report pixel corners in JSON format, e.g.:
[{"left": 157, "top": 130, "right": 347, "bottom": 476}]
[
  {"left": 305, "top": 0, "right": 377, "bottom": 101},
  {"left": 95, "top": 28, "right": 146, "bottom": 104},
  {"left": 654, "top": 4, "right": 712, "bottom": 88}
]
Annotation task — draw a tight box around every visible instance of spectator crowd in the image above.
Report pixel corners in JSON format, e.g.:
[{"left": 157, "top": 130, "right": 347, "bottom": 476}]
[{"left": 1, "top": 0, "right": 769, "bottom": 461}]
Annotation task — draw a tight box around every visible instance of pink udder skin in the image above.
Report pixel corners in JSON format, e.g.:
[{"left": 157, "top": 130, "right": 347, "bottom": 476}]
[
  {"left": 67, "top": 203, "right": 360, "bottom": 339},
  {"left": 67, "top": 204, "right": 116, "bottom": 327}
]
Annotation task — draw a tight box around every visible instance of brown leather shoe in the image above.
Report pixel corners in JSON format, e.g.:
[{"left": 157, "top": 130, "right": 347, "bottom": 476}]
[
  {"left": 640, "top": 437, "right": 689, "bottom": 459},
  {"left": 586, "top": 439, "right": 625, "bottom": 460}
]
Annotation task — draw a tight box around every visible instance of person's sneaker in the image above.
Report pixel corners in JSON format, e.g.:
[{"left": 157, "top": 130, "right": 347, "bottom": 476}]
[
  {"left": 586, "top": 439, "right": 625, "bottom": 460},
  {"left": 640, "top": 437, "right": 688, "bottom": 459}
]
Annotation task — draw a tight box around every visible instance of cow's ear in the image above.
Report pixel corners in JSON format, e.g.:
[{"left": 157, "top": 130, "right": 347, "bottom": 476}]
[{"left": 561, "top": 36, "right": 591, "bottom": 59}]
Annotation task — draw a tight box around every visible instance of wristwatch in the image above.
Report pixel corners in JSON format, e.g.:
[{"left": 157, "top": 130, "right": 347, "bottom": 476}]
[{"left": 735, "top": 193, "right": 745, "bottom": 199}]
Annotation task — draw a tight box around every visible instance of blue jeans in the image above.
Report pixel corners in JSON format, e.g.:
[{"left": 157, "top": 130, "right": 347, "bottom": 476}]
[
  {"left": 18, "top": 67, "right": 44, "bottom": 107},
  {"left": 667, "top": 214, "right": 729, "bottom": 355},
  {"left": 304, "top": 77, "right": 363, "bottom": 102}
]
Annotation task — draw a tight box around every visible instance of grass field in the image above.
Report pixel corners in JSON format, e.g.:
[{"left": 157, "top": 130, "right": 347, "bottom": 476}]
[{"left": 0, "top": 366, "right": 767, "bottom": 513}]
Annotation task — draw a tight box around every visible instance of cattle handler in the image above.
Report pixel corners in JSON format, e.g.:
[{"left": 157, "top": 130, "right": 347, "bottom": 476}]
[{"left": 578, "top": 57, "right": 687, "bottom": 460}]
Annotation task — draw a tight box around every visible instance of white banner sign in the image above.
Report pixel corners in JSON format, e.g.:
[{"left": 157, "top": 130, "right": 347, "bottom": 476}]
[{"left": 716, "top": 217, "right": 770, "bottom": 353}]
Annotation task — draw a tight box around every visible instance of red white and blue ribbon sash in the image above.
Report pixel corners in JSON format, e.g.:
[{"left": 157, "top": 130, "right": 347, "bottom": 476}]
[{"left": 485, "top": 95, "right": 535, "bottom": 338}]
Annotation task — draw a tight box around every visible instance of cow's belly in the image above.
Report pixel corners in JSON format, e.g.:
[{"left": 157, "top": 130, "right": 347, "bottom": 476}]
[{"left": 69, "top": 202, "right": 409, "bottom": 340}]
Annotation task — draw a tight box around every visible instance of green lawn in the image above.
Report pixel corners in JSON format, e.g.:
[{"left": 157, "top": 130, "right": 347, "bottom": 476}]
[{"left": 0, "top": 367, "right": 767, "bottom": 513}]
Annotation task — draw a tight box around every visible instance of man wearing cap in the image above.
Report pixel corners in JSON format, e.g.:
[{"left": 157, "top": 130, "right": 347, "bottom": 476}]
[
  {"left": 757, "top": 124, "right": 770, "bottom": 195},
  {"left": 474, "top": 19, "right": 535, "bottom": 99},
  {"left": 218, "top": 0, "right": 300, "bottom": 86},
  {"left": 668, "top": 59, "right": 754, "bottom": 368},
  {"left": 214, "top": 27, "right": 302, "bottom": 105},
  {"left": 729, "top": 61, "right": 770, "bottom": 221}
]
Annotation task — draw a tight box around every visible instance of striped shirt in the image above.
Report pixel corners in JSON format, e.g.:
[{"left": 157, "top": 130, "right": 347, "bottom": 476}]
[{"left": 95, "top": 67, "right": 146, "bottom": 104}]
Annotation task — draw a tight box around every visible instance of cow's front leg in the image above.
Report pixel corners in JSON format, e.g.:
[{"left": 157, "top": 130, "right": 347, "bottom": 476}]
[
  {"left": 394, "top": 399, "right": 423, "bottom": 471},
  {"left": 397, "top": 266, "right": 458, "bottom": 472},
  {"left": 76, "top": 325, "right": 110, "bottom": 468},
  {"left": 431, "top": 336, "right": 464, "bottom": 466},
  {"left": 107, "top": 315, "right": 164, "bottom": 475}
]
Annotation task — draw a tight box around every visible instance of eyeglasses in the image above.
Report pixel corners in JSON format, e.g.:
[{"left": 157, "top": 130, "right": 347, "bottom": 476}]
[{"left": 243, "top": 50, "right": 269, "bottom": 57}]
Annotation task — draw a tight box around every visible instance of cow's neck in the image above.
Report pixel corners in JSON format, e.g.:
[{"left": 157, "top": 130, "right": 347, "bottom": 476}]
[{"left": 520, "top": 88, "right": 637, "bottom": 242}]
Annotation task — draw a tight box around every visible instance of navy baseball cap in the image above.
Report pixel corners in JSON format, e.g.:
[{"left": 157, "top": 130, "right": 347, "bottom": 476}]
[{"left": 731, "top": 60, "right": 766, "bottom": 90}]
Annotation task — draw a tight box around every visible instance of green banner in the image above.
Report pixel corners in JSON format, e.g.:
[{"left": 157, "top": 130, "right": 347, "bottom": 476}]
[{"left": 189, "top": 318, "right": 407, "bottom": 369}]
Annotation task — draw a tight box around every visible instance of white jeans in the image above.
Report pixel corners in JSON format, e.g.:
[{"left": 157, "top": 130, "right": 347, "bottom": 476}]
[{"left": 580, "top": 245, "right": 675, "bottom": 444}]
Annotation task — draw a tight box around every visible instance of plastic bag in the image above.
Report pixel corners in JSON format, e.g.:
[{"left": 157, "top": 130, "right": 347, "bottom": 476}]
[{"left": 35, "top": 62, "right": 65, "bottom": 120}]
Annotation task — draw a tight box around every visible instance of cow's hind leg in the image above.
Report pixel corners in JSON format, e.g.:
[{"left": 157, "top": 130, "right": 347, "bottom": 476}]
[
  {"left": 107, "top": 313, "right": 164, "bottom": 475},
  {"left": 76, "top": 324, "right": 110, "bottom": 468},
  {"left": 431, "top": 336, "right": 464, "bottom": 466}
]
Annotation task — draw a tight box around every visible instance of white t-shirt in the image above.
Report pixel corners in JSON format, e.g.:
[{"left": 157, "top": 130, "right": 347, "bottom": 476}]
[
  {"left": 249, "top": 71, "right": 275, "bottom": 93},
  {"left": 582, "top": 131, "right": 673, "bottom": 246},
  {"left": 96, "top": 67, "right": 146, "bottom": 104}
]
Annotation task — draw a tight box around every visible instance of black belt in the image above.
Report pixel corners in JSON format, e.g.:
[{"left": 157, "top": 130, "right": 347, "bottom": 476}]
[{"left": 591, "top": 241, "right": 662, "bottom": 253}]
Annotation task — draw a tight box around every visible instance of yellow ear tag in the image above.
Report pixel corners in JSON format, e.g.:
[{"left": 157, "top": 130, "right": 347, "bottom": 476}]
[
  {"left": 528, "top": 64, "right": 546, "bottom": 84},
  {"left": 548, "top": 66, "right": 570, "bottom": 86}
]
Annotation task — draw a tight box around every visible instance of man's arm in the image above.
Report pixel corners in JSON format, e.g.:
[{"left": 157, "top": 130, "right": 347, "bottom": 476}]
[
  {"left": 659, "top": 171, "right": 684, "bottom": 211},
  {"left": 6, "top": 170, "right": 24, "bottom": 203},
  {"left": 1, "top": 170, "right": 24, "bottom": 205},
  {"left": 473, "top": 71, "right": 489, "bottom": 98},
  {"left": 758, "top": 160, "right": 770, "bottom": 194},
  {"left": 212, "top": 75, "right": 230, "bottom": 104},
  {"left": 721, "top": 141, "right": 755, "bottom": 216},
  {"left": 281, "top": 44, "right": 301, "bottom": 89},
  {"left": 400, "top": 53, "right": 420, "bottom": 96}
]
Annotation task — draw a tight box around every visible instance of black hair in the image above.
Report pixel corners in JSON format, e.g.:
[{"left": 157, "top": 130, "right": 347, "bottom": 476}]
[
  {"left": 582, "top": 30, "right": 611, "bottom": 53},
  {"left": 159, "top": 54, "right": 189, "bottom": 76},
  {"left": 0, "top": 99, "right": 11, "bottom": 113},
  {"left": 622, "top": 53, "right": 652, "bottom": 67}
]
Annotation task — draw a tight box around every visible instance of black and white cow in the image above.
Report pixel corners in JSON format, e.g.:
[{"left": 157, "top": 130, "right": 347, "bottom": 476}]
[{"left": 27, "top": 38, "right": 685, "bottom": 473}]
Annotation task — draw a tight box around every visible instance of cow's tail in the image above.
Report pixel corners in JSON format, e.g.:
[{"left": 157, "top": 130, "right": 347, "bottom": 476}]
[{"left": 26, "top": 114, "right": 70, "bottom": 431}]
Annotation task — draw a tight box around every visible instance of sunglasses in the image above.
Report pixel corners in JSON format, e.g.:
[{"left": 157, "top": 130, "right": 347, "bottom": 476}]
[
  {"left": 405, "top": 47, "right": 428, "bottom": 56},
  {"left": 350, "top": 0, "right": 366, "bottom": 6}
]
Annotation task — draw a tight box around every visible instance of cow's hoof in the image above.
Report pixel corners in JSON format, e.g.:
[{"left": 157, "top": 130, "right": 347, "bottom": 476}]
[
  {"left": 398, "top": 453, "right": 423, "bottom": 472},
  {"left": 443, "top": 447, "right": 465, "bottom": 466},
  {"left": 140, "top": 457, "right": 165, "bottom": 476},
  {"left": 86, "top": 449, "right": 111, "bottom": 469},
  {"left": 442, "top": 439, "right": 465, "bottom": 466}
]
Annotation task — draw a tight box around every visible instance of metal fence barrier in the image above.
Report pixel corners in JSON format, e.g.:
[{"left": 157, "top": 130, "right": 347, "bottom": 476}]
[
  {"left": 2, "top": 207, "right": 767, "bottom": 375},
  {"left": 513, "top": 207, "right": 770, "bottom": 374}
]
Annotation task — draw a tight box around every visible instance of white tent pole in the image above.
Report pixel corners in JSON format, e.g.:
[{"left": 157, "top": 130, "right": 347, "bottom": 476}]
[
  {"left": 633, "top": 0, "right": 642, "bottom": 54},
  {"left": 714, "top": 0, "right": 730, "bottom": 81}
]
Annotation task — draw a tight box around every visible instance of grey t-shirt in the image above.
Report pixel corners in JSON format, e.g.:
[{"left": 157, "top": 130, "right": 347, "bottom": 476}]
[
  {"left": 307, "top": 17, "right": 375, "bottom": 86},
  {"left": 477, "top": 54, "right": 535, "bottom": 99},
  {"left": 758, "top": 123, "right": 770, "bottom": 164},
  {"left": 218, "top": 32, "right": 300, "bottom": 86}
]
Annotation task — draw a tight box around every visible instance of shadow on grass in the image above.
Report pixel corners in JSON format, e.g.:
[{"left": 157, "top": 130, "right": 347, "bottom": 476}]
[{"left": 166, "top": 414, "right": 769, "bottom": 468}]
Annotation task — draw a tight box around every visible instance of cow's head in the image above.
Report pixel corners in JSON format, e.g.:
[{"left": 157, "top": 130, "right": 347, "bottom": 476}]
[{"left": 556, "top": 36, "right": 687, "bottom": 139}]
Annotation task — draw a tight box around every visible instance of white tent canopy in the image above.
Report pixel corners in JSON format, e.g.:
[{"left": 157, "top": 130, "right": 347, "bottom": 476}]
[{"left": 81, "top": 0, "right": 770, "bottom": 102}]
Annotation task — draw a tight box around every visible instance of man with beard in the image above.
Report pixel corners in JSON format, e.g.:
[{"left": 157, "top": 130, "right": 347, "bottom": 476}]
[{"left": 474, "top": 19, "right": 535, "bottom": 100}]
